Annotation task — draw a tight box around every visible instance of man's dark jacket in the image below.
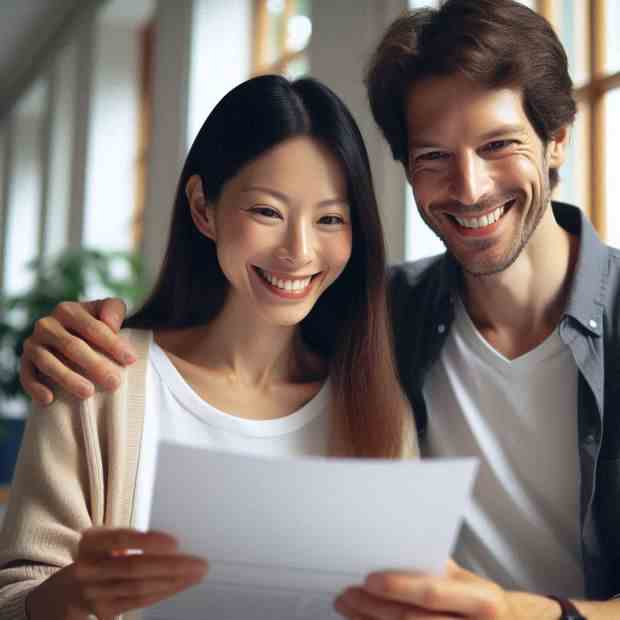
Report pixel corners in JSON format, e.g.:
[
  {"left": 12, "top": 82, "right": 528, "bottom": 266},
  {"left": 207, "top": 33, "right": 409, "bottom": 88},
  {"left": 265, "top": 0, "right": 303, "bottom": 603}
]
[{"left": 387, "top": 203, "right": 620, "bottom": 599}]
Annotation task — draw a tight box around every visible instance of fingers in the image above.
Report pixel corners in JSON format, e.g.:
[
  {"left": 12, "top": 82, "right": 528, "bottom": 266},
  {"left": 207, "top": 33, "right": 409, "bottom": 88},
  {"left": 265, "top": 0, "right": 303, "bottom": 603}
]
[
  {"left": 74, "top": 528, "right": 208, "bottom": 619},
  {"left": 51, "top": 301, "right": 136, "bottom": 365},
  {"left": 335, "top": 587, "right": 416, "bottom": 619},
  {"left": 23, "top": 311, "right": 133, "bottom": 401},
  {"left": 336, "top": 586, "right": 454, "bottom": 619},
  {"left": 21, "top": 339, "right": 97, "bottom": 402},
  {"left": 85, "top": 574, "right": 204, "bottom": 620},
  {"left": 76, "top": 552, "right": 207, "bottom": 583},
  {"left": 85, "top": 297, "right": 128, "bottom": 333},
  {"left": 362, "top": 571, "right": 501, "bottom": 618},
  {"left": 19, "top": 357, "right": 54, "bottom": 406},
  {"left": 79, "top": 528, "right": 179, "bottom": 558}
]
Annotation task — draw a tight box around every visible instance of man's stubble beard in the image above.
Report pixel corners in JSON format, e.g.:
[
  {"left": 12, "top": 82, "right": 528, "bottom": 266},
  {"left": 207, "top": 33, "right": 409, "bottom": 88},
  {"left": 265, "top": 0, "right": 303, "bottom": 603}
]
[{"left": 417, "top": 182, "right": 552, "bottom": 279}]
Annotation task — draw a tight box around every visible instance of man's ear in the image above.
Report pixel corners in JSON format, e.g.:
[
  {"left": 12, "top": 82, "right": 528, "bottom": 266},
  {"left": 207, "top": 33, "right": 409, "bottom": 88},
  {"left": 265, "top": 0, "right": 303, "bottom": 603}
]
[
  {"left": 547, "top": 125, "right": 570, "bottom": 169},
  {"left": 186, "top": 174, "right": 216, "bottom": 241}
]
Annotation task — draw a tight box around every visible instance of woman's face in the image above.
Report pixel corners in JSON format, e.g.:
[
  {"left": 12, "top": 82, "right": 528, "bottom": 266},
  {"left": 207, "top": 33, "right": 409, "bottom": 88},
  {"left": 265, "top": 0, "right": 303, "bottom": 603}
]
[{"left": 195, "top": 136, "right": 353, "bottom": 327}]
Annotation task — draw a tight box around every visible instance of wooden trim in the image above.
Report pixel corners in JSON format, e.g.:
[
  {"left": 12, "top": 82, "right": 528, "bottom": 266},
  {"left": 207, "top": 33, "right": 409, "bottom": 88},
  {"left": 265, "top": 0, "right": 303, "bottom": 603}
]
[
  {"left": 575, "top": 71, "right": 620, "bottom": 100},
  {"left": 537, "top": 0, "right": 558, "bottom": 31},
  {"left": 252, "top": 0, "right": 269, "bottom": 75},
  {"left": 265, "top": 48, "right": 307, "bottom": 73},
  {"left": 280, "top": 0, "right": 295, "bottom": 54},
  {"left": 0, "top": 486, "right": 9, "bottom": 505},
  {"left": 589, "top": 0, "right": 606, "bottom": 237},
  {"left": 577, "top": 101, "right": 592, "bottom": 220}
]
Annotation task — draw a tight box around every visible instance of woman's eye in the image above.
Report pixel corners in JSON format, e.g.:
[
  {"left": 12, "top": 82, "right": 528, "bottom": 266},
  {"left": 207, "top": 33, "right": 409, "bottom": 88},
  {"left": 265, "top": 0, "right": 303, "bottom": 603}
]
[
  {"left": 319, "top": 215, "right": 345, "bottom": 225},
  {"left": 251, "top": 207, "right": 282, "bottom": 219}
]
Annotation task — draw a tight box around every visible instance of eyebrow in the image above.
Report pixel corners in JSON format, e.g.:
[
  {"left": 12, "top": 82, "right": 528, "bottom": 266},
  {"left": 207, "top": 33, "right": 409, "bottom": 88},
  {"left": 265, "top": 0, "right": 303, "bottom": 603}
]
[
  {"left": 242, "top": 186, "right": 348, "bottom": 208},
  {"left": 409, "top": 124, "right": 528, "bottom": 150}
]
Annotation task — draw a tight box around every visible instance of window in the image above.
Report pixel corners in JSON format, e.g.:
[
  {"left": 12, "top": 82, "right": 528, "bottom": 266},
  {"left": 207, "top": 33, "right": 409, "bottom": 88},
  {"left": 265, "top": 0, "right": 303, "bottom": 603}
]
[
  {"left": 252, "top": 0, "right": 312, "bottom": 79},
  {"left": 545, "top": 1, "right": 620, "bottom": 245}
]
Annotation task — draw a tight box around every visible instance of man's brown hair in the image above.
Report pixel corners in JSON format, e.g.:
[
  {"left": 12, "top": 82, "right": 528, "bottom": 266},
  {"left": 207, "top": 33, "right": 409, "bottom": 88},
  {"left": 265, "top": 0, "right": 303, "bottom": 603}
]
[{"left": 365, "top": 0, "right": 577, "bottom": 189}]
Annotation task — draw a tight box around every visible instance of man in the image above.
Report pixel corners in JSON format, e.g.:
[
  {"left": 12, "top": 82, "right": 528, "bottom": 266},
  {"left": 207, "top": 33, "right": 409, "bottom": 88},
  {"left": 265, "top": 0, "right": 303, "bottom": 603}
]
[{"left": 18, "top": 1, "right": 620, "bottom": 618}]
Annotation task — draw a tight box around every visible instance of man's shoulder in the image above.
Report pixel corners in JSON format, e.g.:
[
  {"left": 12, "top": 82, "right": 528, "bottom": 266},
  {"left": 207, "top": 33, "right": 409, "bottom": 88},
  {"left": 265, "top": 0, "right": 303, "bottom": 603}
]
[{"left": 388, "top": 253, "right": 445, "bottom": 290}]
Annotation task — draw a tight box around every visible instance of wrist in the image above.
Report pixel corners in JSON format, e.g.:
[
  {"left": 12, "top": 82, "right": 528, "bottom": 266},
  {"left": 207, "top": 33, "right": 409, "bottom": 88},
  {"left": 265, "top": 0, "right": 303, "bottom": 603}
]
[
  {"left": 546, "top": 595, "right": 588, "bottom": 620},
  {"left": 27, "top": 571, "right": 83, "bottom": 620},
  {"left": 506, "top": 591, "right": 570, "bottom": 620}
]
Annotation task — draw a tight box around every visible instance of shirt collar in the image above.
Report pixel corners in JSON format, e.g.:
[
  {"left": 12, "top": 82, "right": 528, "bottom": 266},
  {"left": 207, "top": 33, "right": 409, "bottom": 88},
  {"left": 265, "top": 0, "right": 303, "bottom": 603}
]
[
  {"left": 554, "top": 202, "right": 608, "bottom": 336},
  {"left": 434, "top": 202, "right": 609, "bottom": 337}
]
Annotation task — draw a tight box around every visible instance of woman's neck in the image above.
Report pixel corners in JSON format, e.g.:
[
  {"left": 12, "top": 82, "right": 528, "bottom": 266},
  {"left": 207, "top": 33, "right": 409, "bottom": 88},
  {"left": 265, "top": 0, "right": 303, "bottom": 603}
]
[{"left": 155, "top": 296, "right": 324, "bottom": 389}]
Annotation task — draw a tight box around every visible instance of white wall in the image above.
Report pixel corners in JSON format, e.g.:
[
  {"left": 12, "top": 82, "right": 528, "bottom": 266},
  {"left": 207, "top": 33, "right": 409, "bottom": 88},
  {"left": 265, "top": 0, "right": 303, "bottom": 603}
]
[
  {"left": 83, "top": 23, "right": 138, "bottom": 253},
  {"left": 188, "top": 0, "right": 251, "bottom": 145},
  {"left": 44, "top": 40, "right": 77, "bottom": 257},
  {"left": 309, "top": 0, "right": 409, "bottom": 264},
  {"left": 4, "top": 86, "right": 45, "bottom": 295}
]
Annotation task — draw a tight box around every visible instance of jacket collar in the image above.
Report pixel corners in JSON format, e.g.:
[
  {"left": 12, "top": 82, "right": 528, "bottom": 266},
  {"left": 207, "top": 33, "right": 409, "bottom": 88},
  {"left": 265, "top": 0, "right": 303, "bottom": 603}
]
[{"left": 433, "top": 202, "right": 609, "bottom": 336}]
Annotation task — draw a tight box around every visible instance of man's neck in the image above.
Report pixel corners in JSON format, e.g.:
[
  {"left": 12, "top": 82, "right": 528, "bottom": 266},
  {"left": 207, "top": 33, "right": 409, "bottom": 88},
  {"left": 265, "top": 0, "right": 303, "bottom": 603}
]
[{"left": 460, "top": 207, "right": 579, "bottom": 359}]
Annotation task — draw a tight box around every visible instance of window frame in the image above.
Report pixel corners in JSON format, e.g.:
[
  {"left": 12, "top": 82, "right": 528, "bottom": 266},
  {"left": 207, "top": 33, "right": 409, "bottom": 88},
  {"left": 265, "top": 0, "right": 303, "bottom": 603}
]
[
  {"left": 538, "top": 0, "right": 620, "bottom": 239},
  {"left": 252, "top": 0, "right": 310, "bottom": 76}
]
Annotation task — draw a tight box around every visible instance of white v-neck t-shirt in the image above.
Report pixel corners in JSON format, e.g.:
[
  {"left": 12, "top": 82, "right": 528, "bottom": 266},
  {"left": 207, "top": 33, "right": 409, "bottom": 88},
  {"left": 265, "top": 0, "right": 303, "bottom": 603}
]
[
  {"left": 133, "top": 340, "right": 330, "bottom": 529},
  {"left": 423, "top": 296, "right": 584, "bottom": 598}
]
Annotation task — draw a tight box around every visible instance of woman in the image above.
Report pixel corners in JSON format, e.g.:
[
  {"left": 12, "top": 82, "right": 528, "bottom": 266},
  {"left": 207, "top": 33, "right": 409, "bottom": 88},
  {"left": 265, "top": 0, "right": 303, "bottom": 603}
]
[{"left": 0, "top": 75, "right": 415, "bottom": 620}]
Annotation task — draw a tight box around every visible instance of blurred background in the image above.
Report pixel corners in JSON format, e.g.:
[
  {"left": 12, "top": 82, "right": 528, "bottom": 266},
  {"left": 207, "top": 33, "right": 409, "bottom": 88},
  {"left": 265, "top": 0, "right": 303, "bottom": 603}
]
[
  {"left": 0, "top": 0, "right": 618, "bottom": 512},
  {"left": 0, "top": 0, "right": 619, "bottom": 299}
]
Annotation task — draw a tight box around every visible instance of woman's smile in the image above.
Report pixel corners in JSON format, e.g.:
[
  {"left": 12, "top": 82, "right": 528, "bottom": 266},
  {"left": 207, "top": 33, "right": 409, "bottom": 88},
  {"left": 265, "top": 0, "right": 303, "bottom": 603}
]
[{"left": 252, "top": 266, "right": 322, "bottom": 300}]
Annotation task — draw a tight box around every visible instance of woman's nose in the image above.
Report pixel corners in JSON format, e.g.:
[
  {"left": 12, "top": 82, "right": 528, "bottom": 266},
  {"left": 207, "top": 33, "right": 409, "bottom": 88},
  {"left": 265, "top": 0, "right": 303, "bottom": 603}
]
[{"left": 277, "top": 222, "right": 313, "bottom": 267}]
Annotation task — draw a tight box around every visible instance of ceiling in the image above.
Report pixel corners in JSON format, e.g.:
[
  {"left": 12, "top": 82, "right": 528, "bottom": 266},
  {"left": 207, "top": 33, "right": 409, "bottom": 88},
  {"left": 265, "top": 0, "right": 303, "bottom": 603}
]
[
  {"left": 0, "top": 0, "right": 154, "bottom": 116},
  {"left": 0, "top": 0, "right": 76, "bottom": 91}
]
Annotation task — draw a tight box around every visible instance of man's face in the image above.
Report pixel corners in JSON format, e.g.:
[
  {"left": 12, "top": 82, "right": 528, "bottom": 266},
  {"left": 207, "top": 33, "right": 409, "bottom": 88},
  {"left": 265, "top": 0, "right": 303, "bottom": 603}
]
[{"left": 406, "top": 74, "right": 568, "bottom": 276}]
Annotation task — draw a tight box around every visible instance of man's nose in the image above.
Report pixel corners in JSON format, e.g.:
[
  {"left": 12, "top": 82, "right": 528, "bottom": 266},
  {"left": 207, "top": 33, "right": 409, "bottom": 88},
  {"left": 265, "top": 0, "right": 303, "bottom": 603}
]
[{"left": 449, "top": 152, "right": 493, "bottom": 206}]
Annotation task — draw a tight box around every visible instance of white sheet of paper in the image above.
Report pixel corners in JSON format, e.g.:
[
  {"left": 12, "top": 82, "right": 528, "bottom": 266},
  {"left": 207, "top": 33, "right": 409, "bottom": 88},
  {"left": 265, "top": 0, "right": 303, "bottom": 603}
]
[{"left": 145, "top": 443, "right": 477, "bottom": 620}]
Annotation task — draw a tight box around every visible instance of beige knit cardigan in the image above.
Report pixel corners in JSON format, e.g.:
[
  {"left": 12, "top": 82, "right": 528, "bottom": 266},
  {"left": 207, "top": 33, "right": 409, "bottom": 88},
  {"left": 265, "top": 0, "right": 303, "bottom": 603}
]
[
  {"left": 0, "top": 327, "right": 417, "bottom": 620},
  {"left": 0, "top": 329, "right": 151, "bottom": 620}
]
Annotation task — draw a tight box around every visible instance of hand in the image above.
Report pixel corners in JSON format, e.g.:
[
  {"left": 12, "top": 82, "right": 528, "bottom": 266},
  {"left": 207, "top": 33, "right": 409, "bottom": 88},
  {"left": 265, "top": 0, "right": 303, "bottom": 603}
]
[
  {"left": 26, "top": 528, "right": 208, "bottom": 620},
  {"left": 20, "top": 297, "right": 132, "bottom": 405},
  {"left": 334, "top": 560, "right": 562, "bottom": 620}
]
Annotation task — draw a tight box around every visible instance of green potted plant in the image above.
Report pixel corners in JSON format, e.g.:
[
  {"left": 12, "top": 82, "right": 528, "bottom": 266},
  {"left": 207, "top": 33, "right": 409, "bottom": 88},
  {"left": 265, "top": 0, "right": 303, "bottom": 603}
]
[{"left": 0, "top": 248, "right": 148, "bottom": 484}]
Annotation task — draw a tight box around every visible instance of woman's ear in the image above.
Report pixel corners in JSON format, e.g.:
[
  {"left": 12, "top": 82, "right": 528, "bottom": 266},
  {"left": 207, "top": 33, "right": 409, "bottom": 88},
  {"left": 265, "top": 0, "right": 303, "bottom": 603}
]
[{"left": 186, "top": 174, "right": 216, "bottom": 241}]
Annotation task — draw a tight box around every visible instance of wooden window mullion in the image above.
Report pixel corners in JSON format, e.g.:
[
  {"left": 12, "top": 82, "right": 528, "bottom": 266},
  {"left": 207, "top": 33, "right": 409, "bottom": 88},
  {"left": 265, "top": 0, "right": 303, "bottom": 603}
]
[
  {"left": 589, "top": 0, "right": 606, "bottom": 237},
  {"left": 253, "top": 0, "right": 269, "bottom": 75}
]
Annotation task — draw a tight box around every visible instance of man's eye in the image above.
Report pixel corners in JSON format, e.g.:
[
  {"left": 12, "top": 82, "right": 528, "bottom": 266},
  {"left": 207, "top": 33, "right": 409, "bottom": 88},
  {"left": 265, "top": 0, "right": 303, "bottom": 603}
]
[
  {"left": 417, "top": 151, "right": 448, "bottom": 162},
  {"left": 319, "top": 215, "right": 345, "bottom": 225},
  {"left": 483, "top": 140, "right": 514, "bottom": 152},
  {"left": 251, "top": 207, "right": 281, "bottom": 219}
]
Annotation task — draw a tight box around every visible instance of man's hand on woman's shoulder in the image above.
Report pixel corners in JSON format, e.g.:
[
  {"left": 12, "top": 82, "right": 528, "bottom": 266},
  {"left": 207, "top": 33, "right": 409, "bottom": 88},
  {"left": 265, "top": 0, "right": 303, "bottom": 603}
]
[{"left": 20, "top": 297, "right": 133, "bottom": 405}]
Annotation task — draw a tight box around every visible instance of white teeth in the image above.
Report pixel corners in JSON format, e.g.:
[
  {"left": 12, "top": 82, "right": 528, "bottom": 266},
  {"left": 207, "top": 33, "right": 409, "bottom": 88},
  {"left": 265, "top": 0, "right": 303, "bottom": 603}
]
[
  {"left": 454, "top": 205, "right": 505, "bottom": 229},
  {"left": 256, "top": 268, "right": 313, "bottom": 292}
]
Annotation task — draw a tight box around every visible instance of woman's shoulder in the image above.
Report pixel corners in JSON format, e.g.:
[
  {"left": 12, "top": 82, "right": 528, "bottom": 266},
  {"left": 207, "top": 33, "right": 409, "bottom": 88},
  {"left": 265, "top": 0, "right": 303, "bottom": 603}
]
[{"left": 120, "top": 327, "right": 153, "bottom": 358}]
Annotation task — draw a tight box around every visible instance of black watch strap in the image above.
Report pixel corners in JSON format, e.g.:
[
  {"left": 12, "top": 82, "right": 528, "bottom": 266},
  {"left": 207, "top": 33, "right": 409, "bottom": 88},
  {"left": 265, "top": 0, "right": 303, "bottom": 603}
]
[{"left": 547, "top": 595, "right": 587, "bottom": 620}]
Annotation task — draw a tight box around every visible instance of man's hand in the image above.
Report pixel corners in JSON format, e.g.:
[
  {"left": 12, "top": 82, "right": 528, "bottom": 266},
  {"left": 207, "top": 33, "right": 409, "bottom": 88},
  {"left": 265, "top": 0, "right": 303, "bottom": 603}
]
[
  {"left": 20, "top": 297, "right": 132, "bottom": 405},
  {"left": 334, "top": 560, "right": 563, "bottom": 620},
  {"left": 26, "top": 528, "right": 207, "bottom": 620}
]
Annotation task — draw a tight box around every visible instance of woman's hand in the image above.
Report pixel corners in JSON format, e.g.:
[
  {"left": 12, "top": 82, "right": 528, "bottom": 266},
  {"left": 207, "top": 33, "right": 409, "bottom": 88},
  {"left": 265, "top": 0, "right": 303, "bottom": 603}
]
[
  {"left": 26, "top": 528, "right": 207, "bottom": 620},
  {"left": 20, "top": 298, "right": 132, "bottom": 406}
]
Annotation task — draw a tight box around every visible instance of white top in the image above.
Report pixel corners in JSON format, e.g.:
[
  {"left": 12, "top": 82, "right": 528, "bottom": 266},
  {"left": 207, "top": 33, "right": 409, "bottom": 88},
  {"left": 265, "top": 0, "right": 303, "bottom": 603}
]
[
  {"left": 423, "top": 296, "right": 585, "bottom": 598},
  {"left": 133, "top": 340, "right": 330, "bottom": 529}
]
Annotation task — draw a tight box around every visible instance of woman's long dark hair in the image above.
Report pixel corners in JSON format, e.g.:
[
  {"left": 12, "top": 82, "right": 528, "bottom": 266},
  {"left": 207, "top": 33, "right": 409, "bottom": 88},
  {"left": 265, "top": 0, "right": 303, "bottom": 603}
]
[{"left": 126, "top": 75, "right": 413, "bottom": 458}]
